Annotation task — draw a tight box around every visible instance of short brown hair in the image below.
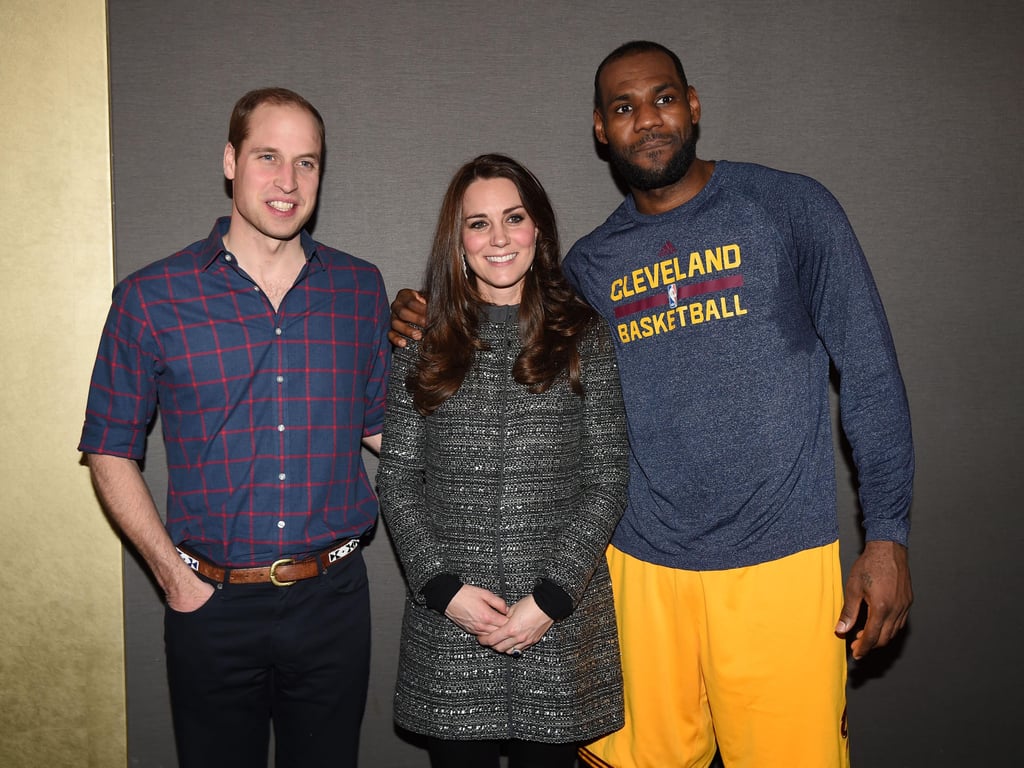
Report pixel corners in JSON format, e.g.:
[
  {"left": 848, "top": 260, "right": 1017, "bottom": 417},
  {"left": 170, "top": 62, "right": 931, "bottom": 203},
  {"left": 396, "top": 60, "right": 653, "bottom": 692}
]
[{"left": 227, "top": 87, "right": 326, "bottom": 155}]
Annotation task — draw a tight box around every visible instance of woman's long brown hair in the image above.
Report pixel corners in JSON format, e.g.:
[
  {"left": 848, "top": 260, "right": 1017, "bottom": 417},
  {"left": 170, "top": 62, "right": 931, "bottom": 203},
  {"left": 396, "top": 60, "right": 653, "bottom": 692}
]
[{"left": 409, "top": 154, "right": 596, "bottom": 415}]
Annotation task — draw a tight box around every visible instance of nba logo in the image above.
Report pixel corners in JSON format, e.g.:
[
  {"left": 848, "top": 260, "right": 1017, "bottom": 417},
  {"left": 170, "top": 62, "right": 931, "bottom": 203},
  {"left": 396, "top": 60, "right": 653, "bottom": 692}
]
[{"left": 667, "top": 284, "right": 678, "bottom": 308}]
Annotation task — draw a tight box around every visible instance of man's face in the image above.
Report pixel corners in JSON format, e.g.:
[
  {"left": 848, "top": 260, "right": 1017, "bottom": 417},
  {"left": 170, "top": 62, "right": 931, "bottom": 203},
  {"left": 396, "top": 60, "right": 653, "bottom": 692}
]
[
  {"left": 223, "top": 103, "right": 322, "bottom": 244},
  {"left": 594, "top": 51, "right": 701, "bottom": 192}
]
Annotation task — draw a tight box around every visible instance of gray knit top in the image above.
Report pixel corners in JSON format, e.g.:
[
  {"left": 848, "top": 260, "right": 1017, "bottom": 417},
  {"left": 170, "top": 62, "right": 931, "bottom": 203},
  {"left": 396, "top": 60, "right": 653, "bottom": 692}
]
[{"left": 376, "top": 305, "right": 628, "bottom": 743}]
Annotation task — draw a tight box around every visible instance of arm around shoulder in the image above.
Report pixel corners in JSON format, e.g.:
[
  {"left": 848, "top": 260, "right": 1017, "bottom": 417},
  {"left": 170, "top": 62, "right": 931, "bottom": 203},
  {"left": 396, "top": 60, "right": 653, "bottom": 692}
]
[{"left": 388, "top": 288, "right": 427, "bottom": 348}]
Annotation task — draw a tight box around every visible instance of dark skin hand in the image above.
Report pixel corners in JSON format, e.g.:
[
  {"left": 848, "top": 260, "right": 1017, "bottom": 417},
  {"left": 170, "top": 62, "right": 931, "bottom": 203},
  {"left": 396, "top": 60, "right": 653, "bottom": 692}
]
[
  {"left": 389, "top": 288, "right": 428, "bottom": 347},
  {"left": 835, "top": 540, "right": 913, "bottom": 659}
]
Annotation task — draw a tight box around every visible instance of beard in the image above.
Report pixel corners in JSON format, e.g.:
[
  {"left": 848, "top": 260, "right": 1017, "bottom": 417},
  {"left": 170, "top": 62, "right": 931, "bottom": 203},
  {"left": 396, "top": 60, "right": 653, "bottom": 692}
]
[{"left": 608, "top": 131, "right": 698, "bottom": 192}]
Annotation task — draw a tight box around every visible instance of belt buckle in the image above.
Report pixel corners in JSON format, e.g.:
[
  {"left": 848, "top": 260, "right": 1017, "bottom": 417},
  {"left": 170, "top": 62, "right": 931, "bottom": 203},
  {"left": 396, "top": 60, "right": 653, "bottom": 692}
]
[{"left": 269, "top": 557, "right": 296, "bottom": 587}]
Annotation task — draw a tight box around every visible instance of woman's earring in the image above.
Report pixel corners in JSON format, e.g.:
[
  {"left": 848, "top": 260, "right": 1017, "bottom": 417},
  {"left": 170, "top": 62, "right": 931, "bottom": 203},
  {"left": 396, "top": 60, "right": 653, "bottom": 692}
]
[{"left": 461, "top": 254, "right": 469, "bottom": 279}]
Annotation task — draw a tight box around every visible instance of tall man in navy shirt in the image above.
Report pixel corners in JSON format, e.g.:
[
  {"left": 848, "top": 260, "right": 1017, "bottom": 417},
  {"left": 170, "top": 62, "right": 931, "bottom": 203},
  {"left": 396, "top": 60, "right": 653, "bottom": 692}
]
[{"left": 80, "top": 88, "right": 390, "bottom": 768}]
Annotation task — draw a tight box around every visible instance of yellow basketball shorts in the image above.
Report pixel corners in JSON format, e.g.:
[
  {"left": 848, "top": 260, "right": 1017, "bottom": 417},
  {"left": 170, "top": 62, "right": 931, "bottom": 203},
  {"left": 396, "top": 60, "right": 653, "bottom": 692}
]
[{"left": 580, "top": 541, "right": 850, "bottom": 768}]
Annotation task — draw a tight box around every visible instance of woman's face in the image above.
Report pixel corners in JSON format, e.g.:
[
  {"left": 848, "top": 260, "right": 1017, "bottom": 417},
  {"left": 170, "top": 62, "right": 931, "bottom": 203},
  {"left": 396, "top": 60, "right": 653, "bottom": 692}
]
[{"left": 461, "top": 177, "right": 538, "bottom": 305}]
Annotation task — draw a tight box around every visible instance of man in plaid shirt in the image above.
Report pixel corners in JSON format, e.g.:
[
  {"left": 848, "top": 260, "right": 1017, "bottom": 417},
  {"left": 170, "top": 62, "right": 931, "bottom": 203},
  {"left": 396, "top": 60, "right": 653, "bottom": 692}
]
[{"left": 80, "top": 88, "right": 390, "bottom": 768}]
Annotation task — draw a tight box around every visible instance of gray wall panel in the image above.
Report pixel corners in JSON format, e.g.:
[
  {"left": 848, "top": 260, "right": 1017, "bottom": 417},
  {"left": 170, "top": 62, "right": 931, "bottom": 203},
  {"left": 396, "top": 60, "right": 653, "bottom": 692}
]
[{"left": 107, "top": 1, "right": 1024, "bottom": 764}]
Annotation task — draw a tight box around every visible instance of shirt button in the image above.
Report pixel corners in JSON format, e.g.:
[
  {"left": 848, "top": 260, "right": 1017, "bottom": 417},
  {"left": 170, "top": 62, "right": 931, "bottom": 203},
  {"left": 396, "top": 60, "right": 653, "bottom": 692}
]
[
  {"left": 279, "top": 473, "right": 286, "bottom": 481},
  {"left": 224, "top": 254, "right": 233, "bottom": 262},
  {"left": 275, "top": 327, "right": 282, "bottom": 336},
  {"left": 278, "top": 424, "right": 285, "bottom": 432},
  {"left": 276, "top": 375, "right": 284, "bottom": 383},
  {"left": 277, "top": 521, "right": 286, "bottom": 529}
]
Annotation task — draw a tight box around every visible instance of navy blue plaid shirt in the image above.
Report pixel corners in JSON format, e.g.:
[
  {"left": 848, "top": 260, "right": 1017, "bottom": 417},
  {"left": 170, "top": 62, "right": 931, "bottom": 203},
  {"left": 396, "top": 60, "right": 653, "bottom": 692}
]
[{"left": 80, "top": 218, "right": 390, "bottom": 566}]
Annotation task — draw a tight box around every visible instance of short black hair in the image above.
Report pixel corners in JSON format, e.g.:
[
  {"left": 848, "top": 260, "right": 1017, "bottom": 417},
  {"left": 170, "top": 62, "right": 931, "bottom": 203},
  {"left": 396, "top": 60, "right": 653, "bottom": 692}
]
[{"left": 593, "top": 41, "right": 689, "bottom": 110}]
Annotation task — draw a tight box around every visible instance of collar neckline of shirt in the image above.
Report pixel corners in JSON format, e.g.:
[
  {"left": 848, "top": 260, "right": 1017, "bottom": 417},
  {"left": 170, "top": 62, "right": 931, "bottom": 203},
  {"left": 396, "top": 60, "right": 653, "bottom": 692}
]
[
  {"left": 199, "top": 216, "right": 320, "bottom": 271},
  {"left": 625, "top": 159, "right": 727, "bottom": 222},
  {"left": 483, "top": 303, "right": 519, "bottom": 323}
]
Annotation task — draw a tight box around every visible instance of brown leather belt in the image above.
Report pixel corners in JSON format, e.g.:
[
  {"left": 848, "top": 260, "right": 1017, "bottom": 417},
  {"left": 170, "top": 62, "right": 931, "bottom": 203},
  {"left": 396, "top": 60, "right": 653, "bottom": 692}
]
[{"left": 176, "top": 539, "right": 360, "bottom": 587}]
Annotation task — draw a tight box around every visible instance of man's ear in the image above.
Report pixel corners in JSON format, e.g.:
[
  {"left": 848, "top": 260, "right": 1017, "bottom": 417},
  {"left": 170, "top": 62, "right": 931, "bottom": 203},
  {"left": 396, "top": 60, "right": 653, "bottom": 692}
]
[
  {"left": 223, "top": 142, "right": 236, "bottom": 180},
  {"left": 593, "top": 109, "right": 608, "bottom": 145},
  {"left": 688, "top": 86, "right": 702, "bottom": 126}
]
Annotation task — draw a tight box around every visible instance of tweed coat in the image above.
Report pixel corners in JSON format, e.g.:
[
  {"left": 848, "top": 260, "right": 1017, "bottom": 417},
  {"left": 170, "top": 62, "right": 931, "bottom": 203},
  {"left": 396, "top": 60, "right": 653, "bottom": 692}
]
[{"left": 376, "top": 305, "right": 628, "bottom": 743}]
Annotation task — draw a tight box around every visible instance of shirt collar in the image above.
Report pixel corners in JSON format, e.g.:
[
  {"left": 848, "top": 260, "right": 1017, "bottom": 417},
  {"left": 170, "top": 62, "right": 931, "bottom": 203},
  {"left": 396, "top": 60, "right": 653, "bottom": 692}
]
[{"left": 199, "top": 216, "right": 323, "bottom": 271}]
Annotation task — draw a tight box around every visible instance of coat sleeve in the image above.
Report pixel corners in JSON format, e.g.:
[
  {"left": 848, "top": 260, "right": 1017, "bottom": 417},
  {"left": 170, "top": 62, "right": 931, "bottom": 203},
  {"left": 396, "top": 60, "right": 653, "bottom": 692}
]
[
  {"left": 537, "top": 319, "right": 629, "bottom": 605},
  {"left": 375, "top": 343, "right": 452, "bottom": 601}
]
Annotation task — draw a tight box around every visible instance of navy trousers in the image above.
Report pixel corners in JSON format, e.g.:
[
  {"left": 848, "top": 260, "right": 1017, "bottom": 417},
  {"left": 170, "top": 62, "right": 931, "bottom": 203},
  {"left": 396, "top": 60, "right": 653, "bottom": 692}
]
[{"left": 164, "top": 549, "right": 370, "bottom": 768}]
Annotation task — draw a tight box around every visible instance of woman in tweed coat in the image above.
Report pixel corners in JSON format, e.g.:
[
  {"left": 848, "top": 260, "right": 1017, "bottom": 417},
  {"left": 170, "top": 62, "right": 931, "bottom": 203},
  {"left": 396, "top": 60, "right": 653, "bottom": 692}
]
[{"left": 376, "top": 154, "right": 628, "bottom": 768}]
